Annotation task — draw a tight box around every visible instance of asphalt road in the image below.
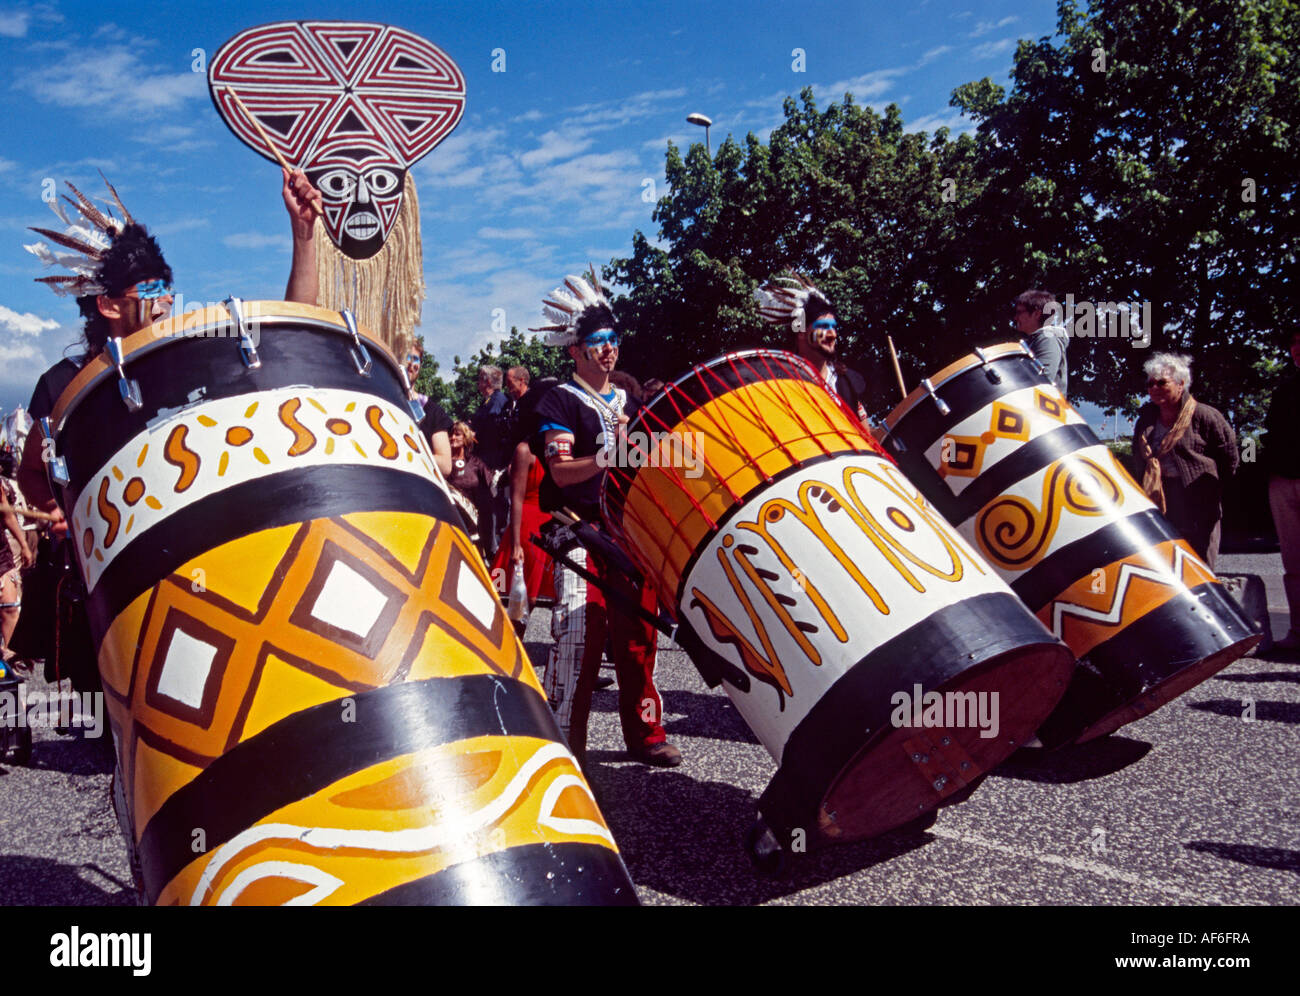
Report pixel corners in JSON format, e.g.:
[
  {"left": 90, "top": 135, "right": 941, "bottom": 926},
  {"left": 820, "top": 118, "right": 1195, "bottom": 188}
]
[{"left": 1, "top": 551, "right": 1296, "bottom": 906}]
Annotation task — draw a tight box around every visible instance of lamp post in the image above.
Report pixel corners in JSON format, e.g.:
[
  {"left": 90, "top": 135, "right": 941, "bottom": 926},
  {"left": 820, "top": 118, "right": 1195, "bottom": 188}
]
[{"left": 686, "top": 112, "right": 712, "bottom": 155}]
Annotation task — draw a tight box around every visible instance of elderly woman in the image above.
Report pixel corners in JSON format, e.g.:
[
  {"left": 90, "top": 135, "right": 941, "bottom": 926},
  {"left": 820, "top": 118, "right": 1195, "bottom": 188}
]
[{"left": 1133, "top": 353, "right": 1238, "bottom": 568}]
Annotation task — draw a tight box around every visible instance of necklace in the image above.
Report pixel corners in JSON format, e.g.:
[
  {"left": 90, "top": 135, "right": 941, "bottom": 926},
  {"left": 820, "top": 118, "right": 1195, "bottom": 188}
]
[{"left": 571, "top": 374, "right": 624, "bottom": 443}]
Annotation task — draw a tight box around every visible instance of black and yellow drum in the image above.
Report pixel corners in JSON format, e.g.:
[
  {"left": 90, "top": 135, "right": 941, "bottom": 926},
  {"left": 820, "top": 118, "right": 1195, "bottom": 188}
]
[
  {"left": 48, "top": 300, "right": 636, "bottom": 905},
  {"left": 881, "top": 342, "right": 1260, "bottom": 747},
  {"left": 602, "top": 350, "right": 1075, "bottom": 846}
]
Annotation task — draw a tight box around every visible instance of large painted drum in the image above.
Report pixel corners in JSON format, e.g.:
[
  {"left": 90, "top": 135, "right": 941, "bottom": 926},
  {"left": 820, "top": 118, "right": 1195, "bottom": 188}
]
[
  {"left": 601, "top": 349, "right": 1075, "bottom": 844},
  {"left": 880, "top": 342, "right": 1260, "bottom": 747},
  {"left": 47, "top": 300, "right": 636, "bottom": 905}
]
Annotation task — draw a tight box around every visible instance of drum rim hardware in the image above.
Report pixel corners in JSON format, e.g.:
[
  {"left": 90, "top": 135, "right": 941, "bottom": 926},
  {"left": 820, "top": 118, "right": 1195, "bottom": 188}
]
[
  {"left": 48, "top": 302, "right": 403, "bottom": 437},
  {"left": 225, "top": 296, "right": 261, "bottom": 370},
  {"left": 883, "top": 341, "right": 1032, "bottom": 431},
  {"left": 38, "top": 416, "right": 70, "bottom": 487},
  {"left": 106, "top": 336, "right": 144, "bottom": 412},
  {"left": 341, "top": 309, "right": 373, "bottom": 378}
]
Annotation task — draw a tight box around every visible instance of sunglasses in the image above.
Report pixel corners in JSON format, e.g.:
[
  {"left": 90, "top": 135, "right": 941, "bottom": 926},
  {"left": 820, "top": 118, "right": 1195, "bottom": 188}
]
[{"left": 1147, "top": 378, "right": 1169, "bottom": 387}]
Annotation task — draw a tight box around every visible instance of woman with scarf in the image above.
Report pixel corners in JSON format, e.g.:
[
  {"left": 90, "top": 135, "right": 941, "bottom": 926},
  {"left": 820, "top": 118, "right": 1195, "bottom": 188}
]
[{"left": 1133, "top": 353, "right": 1238, "bottom": 569}]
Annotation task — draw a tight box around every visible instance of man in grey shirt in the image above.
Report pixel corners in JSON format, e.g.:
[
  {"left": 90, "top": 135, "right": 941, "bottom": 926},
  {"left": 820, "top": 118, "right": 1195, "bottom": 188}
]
[{"left": 1013, "top": 289, "right": 1069, "bottom": 395}]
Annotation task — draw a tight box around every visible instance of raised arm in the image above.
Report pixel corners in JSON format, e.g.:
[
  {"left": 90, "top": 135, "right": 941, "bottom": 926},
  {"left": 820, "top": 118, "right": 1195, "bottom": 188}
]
[{"left": 282, "top": 167, "right": 322, "bottom": 305}]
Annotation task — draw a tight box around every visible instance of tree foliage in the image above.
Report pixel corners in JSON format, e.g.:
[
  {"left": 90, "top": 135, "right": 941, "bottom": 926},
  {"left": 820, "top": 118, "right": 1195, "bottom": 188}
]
[{"left": 608, "top": 0, "right": 1297, "bottom": 433}]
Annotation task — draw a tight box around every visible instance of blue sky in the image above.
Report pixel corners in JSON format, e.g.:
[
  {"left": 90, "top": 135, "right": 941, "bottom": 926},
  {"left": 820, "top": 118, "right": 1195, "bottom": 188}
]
[{"left": 0, "top": 0, "right": 1075, "bottom": 417}]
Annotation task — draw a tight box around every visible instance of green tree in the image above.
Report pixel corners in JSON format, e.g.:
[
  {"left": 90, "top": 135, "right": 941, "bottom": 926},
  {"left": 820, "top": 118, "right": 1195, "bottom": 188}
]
[
  {"left": 610, "top": 91, "right": 982, "bottom": 416},
  {"left": 951, "top": 0, "right": 1297, "bottom": 432},
  {"left": 610, "top": 0, "right": 1297, "bottom": 434}
]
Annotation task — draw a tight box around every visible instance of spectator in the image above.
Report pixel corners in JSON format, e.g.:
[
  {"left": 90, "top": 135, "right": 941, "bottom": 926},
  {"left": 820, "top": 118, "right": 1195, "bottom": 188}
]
[
  {"left": 469, "top": 365, "right": 510, "bottom": 554},
  {"left": 404, "top": 339, "right": 428, "bottom": 407},
  {"left": 1133, "top": 352, "right": 1238, "bottom": 568},
  {"left": 446, "top": 421, "right": 495, "bottom": 557},
  {"left": 1013, "top": 289, "right": 1069, "bottom": 395},
  {"left": 491, "top": 377, "right": 559, "bottom": 629},
  {"left": 1263, "top": 330, "right": 1300, "bottom": 650}
]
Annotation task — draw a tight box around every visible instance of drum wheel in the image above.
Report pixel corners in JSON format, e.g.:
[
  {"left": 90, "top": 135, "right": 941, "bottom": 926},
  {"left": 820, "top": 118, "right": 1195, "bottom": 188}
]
[{"left": 744, "top": 820, "right": 788, "bottom": 877}]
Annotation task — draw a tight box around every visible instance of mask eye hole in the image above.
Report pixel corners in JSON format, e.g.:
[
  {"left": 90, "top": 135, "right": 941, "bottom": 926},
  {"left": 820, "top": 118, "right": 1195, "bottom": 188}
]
[
  {"left": 364, "top": 168, "right": 400, "bottom": 195},
  {"left": 315, "top": 169, "right": 357, "bottom": 198}
]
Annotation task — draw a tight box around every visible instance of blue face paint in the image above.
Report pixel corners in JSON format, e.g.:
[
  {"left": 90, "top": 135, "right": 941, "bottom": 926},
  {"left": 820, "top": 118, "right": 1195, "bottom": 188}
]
[
  {"left": 582, "top": 328, "right": 620, "bottom": 350},
  {"left": 131, "top": 279, "right": 173, "bottom": 300},
  {"left": 811, "top": 318, "right": 837, "bottom": 331}
]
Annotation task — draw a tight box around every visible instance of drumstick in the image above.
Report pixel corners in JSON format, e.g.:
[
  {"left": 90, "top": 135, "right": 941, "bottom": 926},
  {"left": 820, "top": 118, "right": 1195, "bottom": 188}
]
[
  {"left": 15, "top": 507, "right": 57, "bottom": 522},
  {"left": 887, "top": 335, "right": 907, "bottom": 401},
  {"left": 225, "top": 89, "right": 323, "bottom": 217}
]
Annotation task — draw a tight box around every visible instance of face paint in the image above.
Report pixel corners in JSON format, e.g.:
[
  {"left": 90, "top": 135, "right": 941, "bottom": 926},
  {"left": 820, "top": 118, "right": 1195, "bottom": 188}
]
[
  {"left": 581, "top": 328, "right": 620, "bottom": 362},
  {"left": 809, "top": 317, "right": 837, "bottom": 351},
  {"left": 131, "top": 279, "right": 174, "bottom": 300}
]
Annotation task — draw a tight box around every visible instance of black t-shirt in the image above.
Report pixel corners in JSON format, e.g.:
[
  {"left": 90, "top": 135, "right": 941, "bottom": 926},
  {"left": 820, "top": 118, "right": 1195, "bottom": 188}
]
[
  {"left": 828, "top": 363, "right": 870, "bottom": 423},
  {"left": 28, "top": 357, "right": 85, "bottom": 423},
  {"left": 533, "top": 380, "right": 641, "bottom": 520},
  {"left": 418, "top": 399, "right": 453, "bottom": 442}
]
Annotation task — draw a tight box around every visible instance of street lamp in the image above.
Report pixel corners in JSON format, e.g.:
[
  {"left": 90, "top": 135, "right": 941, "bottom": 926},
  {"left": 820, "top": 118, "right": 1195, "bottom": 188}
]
[{"left": 686, "top": 112, "right": 712, "bottom": 155}]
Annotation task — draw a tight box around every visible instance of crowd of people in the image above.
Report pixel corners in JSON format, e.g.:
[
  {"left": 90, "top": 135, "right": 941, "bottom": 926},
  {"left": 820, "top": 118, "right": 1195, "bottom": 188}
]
[{"left": 8, "top": 170, "right": 1300, "bottom": 787}]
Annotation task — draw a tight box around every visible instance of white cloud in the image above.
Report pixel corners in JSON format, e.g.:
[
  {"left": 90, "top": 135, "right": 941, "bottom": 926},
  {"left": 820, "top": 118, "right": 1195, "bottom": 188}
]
[
  {"left": 511, "top": 109, "right": 544, "bottom": 123},
  {"left": 971, "top": 16, "right": 1018, "bottom": 38},
  {"left": 221, "top": 232, "right": 289, "bottom": 251},
  {"left": 919, "top": 45, "right": 955, "bottom": 66},
  {"left": 520, "top": 130, "right": 595, "bottom": 169},
  {"left": 972, "top": 38, "right": 1018, "bottom": 59},
  {"left": 16, "top": 44, "right": 208, "bottom": 116},
  {"left": 477, "top": 226, "right": 537, "bottom": 240},
  {"left": 0, "top": 11, "right": 28, "bottom": 36},
  {"left": 0, "top": 304, "right": 58, "bottom": 337}
]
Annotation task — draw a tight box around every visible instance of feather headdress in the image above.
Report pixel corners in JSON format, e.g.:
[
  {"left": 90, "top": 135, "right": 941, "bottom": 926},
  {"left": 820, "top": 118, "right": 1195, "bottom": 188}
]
[
  {"left": 531, "top": 266, "right": 615, "bottom": 346},
  {"left": 24, "top": 174, "right": 136, "bottom": 298},
  {"left": 754, "top": 271, "right": 833, "bottom": 335}
]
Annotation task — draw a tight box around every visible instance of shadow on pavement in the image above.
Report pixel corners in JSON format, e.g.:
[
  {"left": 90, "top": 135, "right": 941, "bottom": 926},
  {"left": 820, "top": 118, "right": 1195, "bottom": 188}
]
[
  {"left": 19, "top": 734, "right": 116, "bottom": 775},
  {"left": 587, "top": 755, "right": 932, "bottom": 905},
  {"left": 991, "top": 735, "right": 1153, "bottom": 784},
  {"left": 587, "top": 688, "right": 761, "bottom": 744},
  {"left": 0, "top": 856, "right": 134, "bottom": 905},
  {"left": 1211, "top": 671, "right": 1300, "bottom": 684},
  {"left": 1184, "top": 841, "right": 1300, "bottom": 874},
  {"left": 1186, "top": 699, "right": 1300, "bottom": 724}
]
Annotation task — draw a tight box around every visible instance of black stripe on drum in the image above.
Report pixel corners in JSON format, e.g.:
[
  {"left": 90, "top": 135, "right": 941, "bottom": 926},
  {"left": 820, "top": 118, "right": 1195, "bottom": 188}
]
[
  {"left": 885, "top": 355, "right": 1049, "bottom": 461},
  {"left": 948, "top": 423, "right": 1101, "bottom": 524},
  {"left": 85, "top": 464, "right": 461, "bottom": 639},
  {"left": 1009, "top": 509, "right": 1181, "bottom": 613},
  {"left": 605, "top": 351, "right": 824, "bottom": 521},
  {"left": 757, "top": 591, "right": 1060, "bottom": 838},
  {"left": 136, "top": 674, "right": 565, "bottom": 904},
  {"left": 58, "top": 328, "right": 410, "bottom": 484},
  {"left": 1036, "top": 580, "right": 1258, "bottom": 748},
  {"left": 359, "top": 843, "right": 639, "bottom": 906}
]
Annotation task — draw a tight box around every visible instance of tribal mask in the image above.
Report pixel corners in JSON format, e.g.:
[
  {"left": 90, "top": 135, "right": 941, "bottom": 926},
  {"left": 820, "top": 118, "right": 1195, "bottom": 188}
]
[{"left": 209, "top": 21, "right": 466, "bottom": 260}]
